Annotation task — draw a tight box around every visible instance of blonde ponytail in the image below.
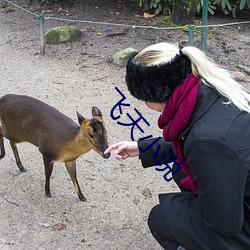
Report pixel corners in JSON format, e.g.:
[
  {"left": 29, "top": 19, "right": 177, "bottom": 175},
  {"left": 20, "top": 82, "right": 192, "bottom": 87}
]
[{"left": 182, "top": 46, "right": 250, "bottom": 112}]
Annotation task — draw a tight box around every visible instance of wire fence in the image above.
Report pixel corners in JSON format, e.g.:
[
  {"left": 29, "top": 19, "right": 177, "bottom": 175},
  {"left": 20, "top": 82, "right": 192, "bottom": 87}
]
[{"left": 3, "top": 0, "right": 250, "bottom": 55}]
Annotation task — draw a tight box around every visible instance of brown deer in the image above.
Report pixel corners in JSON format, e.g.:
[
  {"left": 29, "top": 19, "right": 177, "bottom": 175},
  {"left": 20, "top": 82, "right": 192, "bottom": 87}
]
[{"left": 0, "top": 94, "right": 110, "bottom": 201}]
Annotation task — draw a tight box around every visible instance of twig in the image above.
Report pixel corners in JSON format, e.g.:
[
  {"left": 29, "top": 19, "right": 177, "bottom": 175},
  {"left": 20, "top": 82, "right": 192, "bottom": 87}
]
[
  {"left": 237, "top": 65, "right": 250, "bottom": 76},
  {"left": 106, "top": 32, "right": 128, "bottom": 37},
  {"left": 2, "top": 196, "right": 20, "bottom": 206},
  {"left": 53, "top": 81, "right": 64, "bottom": 85},
  {"left": 92, "top": 76, "right": 109, "bottom": 81}
]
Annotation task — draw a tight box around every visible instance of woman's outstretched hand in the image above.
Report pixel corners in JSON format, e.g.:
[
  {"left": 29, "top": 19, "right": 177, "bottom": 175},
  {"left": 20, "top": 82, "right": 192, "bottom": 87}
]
[{"left": 104, "top": 141, "right": 139, "bottom": 160}]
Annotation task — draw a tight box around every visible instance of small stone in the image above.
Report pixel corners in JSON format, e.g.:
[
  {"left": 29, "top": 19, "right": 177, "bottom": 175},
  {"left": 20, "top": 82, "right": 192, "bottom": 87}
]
[
  {"left": 142, "top": 187, "right": 152, "bottom": 198},
  {"left": 45, "top": 26, "right": 82, "bottom": 44},
  {"left": 231, "top": 71, "right": 247, "bottom": 82},
  {"left": 133, "top": 197, "right": 140, "bottom": 205},
  {"left": 39, "top": 223, "right": 50, "bottom": 228},
  {"left": 112, "top": 47, "right": 138, "bottom": 67},
  {"left": 236, "top": 65, "right": 250, "bottom": 76},
  {"left": 0, "top": 0, "right": 6, "bottom": 8}
]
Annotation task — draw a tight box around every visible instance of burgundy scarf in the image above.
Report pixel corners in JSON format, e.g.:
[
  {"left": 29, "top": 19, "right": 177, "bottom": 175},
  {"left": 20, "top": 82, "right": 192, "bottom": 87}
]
[{"left": 158, "top": 73, "right": 200, "bottom": 194}]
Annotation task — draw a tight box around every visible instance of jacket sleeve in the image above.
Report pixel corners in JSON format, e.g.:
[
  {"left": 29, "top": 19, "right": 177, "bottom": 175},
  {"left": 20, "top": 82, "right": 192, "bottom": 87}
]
[
  {"left": 185, "top": 136, "right": 248, "bottom": 237},
  {"left": 138, "top": 137, "right": 175, "bottom": 168}
]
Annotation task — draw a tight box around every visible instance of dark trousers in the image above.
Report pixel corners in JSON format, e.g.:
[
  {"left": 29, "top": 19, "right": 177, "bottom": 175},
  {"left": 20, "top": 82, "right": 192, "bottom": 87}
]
[{"left": 148, "top": 164, "right": 188, "bottom": 250}]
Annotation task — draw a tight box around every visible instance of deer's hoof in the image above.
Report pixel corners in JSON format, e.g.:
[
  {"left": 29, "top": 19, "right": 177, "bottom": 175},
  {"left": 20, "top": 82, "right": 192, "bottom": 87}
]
[
  {"left": 46, "top": 193, "right": 52, "bottom": 198},
  {"left": 79, "top": 196, "right": 87, "bottom": 202}
]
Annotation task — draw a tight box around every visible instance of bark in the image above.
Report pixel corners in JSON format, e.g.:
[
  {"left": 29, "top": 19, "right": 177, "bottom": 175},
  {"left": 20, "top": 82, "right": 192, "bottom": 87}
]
[{"left": 171, "top": 0, "right": 198, "bottom": 25}]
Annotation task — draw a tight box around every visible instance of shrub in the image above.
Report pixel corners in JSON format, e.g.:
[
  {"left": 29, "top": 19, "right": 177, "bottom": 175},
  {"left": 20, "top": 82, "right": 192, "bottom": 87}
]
[
  {"left": 135, "top": 0, "right": 250, "bottom": 17},
  {"left": 134, "top": 0, "right": 172, "bottom": 15},
  {"left": 38, "top": 0, "right": 58, "bottom": 4}
]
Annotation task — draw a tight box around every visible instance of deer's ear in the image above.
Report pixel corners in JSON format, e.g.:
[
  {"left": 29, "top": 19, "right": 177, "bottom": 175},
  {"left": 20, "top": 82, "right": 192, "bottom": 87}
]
[
  {"left": 76, "top": 111, "right": 85, "bottom": 125},
  {"left": 92, "top": 106, "right": 102, "bottom": 118}
]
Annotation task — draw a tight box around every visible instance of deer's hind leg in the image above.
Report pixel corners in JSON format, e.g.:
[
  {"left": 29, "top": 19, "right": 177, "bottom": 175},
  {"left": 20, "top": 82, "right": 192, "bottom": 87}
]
[
  {"left": 0, "top": 126, "right": 5, "bottom": 159},
  {"left": 65, "top": 161, "right": 86, "bottom": 202},
  {"left": 10, "top": 141, "right": 26, "bottom": 172}
]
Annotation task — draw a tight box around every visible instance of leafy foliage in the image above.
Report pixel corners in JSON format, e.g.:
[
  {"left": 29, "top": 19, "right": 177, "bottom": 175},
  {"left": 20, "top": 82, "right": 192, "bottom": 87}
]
[
  {"left": 38, "top": 0, "right": 58, "bottom": 4},
  {"left": 197, "top": 0, "right": 217, "bottom": 15},
  {"left": 135, "top": 0, "right": 172, "bottom": 15},
  {"left": 213, "top": 0, "right": 238, "bottom": 17},
  {"left": 239, "top": 0, "right": 250, "bottom": 9},
  {"left": 135, "top": 0, "right": 250, "bottom": 17}
]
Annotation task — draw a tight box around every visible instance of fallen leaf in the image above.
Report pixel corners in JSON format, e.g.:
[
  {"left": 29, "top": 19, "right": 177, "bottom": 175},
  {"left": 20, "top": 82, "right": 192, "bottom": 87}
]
[
  {"left": 143, "top": 12, "right": 155, "bottom": 18},
  {"left": 51, "top": 223, "right": 67, "bottom": 231}
]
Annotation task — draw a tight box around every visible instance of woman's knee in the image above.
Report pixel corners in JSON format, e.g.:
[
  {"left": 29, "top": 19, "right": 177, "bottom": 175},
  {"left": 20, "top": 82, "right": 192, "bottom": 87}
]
[
  {"left": 148, "top": 204, "right": 170, "bottom": 239},
  {"left": 148, "top": 204, "right": 160, "bottom": 233},
  {"left": 148, "top": 204, "right": 179, "bottom": 250}
]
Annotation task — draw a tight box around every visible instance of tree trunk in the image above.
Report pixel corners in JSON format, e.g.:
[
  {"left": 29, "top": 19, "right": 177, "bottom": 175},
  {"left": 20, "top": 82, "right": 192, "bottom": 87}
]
[{"left": 171, "top": 0, "right": 198, "bottom": 25}]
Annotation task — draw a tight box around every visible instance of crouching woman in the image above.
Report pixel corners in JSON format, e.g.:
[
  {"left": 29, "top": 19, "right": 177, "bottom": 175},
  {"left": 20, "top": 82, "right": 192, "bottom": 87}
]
[{"left": 105, "top": 42, "right": 250, "bottom": 250}]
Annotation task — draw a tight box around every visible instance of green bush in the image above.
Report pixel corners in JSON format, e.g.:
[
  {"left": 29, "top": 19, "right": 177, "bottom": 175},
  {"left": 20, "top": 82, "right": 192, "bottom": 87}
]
[
  {"left": 135, "top": 0, "right": 172, "bottom": 15},
  {"left": 135, "top": 0, "right": 250, "bottom": 17},
  {"left": 196, "top": 0, "right": 216, "bottom": 15},
  {"left": 212, "top": 0, "right": 250, "bottom": 17},
  {"left": 38, "top": 0, "right": 58, "bottom": 4}
]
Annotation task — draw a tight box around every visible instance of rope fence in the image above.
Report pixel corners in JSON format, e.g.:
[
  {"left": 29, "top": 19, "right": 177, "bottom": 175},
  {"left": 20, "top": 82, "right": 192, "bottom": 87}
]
[{"left": 3, "top": 0, "right": 250, "bottom": 55}]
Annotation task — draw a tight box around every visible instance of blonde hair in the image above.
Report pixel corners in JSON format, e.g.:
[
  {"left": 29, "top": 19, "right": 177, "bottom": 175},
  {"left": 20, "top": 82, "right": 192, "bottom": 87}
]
[{"left": 134, "top": 42, "right": 250, "bottom": 113}]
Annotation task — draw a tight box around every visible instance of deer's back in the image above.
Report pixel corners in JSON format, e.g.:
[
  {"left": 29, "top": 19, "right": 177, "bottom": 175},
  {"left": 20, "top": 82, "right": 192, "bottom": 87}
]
[{"left": 0, "top": 94, "right": 79, "bottom": 147}]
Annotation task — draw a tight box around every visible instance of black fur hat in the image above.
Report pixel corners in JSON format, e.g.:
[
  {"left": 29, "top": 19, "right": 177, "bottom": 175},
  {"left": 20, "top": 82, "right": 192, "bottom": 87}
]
[{"left": 125, "top": 52, "right": 192, "bottom": 103}]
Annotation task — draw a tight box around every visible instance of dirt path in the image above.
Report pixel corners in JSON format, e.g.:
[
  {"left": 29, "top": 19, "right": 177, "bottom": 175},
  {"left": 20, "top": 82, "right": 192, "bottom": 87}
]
[
  {"left": 0, "top": 1, "right": 249, "bottom": 249},
  {"left": 0, "top": 3, "right": 177, "bottom": 250}
]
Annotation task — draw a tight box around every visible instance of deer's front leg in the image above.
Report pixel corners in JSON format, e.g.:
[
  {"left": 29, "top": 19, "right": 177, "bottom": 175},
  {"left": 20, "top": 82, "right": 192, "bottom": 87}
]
[
  {"left": 65, "top": 160, "right": 86, "bottom": 202},
  {"left": 43, "top": 155, "right": 54, "bottom": 198}
]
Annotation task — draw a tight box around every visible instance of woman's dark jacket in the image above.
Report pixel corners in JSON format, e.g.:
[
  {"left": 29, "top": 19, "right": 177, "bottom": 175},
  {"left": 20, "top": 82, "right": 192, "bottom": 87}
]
[{"left": 138, "top": 84, "right": 250, "bottom": 249}]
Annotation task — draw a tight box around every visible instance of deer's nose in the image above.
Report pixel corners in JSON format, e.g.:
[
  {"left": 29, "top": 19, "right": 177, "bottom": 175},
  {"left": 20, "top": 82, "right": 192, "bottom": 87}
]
[{"left": 103, "top": 152, "right": 111, "bottom": 159}]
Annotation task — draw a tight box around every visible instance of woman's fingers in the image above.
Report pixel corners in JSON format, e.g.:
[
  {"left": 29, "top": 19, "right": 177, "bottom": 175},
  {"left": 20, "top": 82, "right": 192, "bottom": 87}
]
[
  {"left": 104, "top": 141, "right": 126, "bottom": 155},
  {"left": 114, "top": 143, "right": 127, "bottom": 155},
  {"left": 104, "top": 141, "right": 138, "bottom": 160}
]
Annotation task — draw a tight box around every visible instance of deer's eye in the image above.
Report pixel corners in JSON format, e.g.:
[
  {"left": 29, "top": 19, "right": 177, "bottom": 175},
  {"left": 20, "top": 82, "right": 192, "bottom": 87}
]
[{"left": 89, "top": 133, "right": 94, "bottom": 139}]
